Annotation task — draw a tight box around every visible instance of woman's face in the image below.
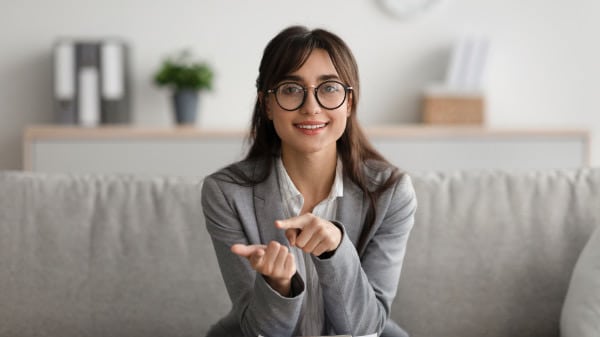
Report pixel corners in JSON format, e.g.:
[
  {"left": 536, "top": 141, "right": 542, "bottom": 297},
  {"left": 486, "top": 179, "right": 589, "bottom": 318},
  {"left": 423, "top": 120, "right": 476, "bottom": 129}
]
[{"left": 266, "top": 48, "right": 351, "bottom": 159}]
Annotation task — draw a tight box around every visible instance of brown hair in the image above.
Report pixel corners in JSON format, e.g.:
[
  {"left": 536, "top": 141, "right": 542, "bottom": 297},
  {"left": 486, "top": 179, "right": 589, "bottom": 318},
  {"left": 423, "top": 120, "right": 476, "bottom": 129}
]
[{"left": 232, "top": 25, "right": 402, "bottom": 252}]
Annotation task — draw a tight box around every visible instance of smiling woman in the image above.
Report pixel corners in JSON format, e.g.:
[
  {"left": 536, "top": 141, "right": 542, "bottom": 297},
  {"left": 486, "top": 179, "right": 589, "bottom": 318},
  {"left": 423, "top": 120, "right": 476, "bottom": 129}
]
[
  {"left": 266, "top": 48, "right": 351, "bottom": 158},
  {"left": 201, "top": 25, "right": 417, "bottom": 337}
]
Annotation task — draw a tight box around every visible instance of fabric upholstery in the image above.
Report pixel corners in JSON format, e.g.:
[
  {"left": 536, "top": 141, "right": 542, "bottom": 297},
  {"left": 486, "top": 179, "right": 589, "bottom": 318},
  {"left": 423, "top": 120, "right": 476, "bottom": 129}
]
[
  {"left": 1, "top": 168, "right": 599, "bottom": 337},
  {"left": 394, "top": 169, "right": 600, "bottom": 337},
  {"left": 560, "top": 225, "right": 600, "bottom": 337},
  {"left": 0, "top": 172, "right": 229, "bottom": 337}
]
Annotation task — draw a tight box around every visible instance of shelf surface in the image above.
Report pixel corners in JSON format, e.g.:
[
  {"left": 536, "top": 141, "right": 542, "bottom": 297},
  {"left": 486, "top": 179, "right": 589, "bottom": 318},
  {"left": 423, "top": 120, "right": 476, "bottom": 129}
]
[{"left": 23, "top": 124, "right": 591, "bottom": 174}]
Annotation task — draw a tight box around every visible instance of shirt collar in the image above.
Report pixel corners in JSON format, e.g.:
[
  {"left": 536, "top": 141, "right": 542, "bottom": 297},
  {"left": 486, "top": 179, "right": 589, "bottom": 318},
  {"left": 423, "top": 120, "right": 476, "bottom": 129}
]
[{"left": 276, "top": 156, "right": 344, "bottom": 203}]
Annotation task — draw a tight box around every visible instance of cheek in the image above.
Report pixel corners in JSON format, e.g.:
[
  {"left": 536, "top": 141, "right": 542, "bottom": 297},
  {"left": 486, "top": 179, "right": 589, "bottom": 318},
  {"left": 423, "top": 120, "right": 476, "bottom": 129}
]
[
  {"left": 270, "top": 114, "right": 291, "bottom": 135},
  {"left": 332, "top": 110, "right": 349, "bottom": 132},
  {"left": 337, "top": 105, "right": 351, "bottom": 121}
]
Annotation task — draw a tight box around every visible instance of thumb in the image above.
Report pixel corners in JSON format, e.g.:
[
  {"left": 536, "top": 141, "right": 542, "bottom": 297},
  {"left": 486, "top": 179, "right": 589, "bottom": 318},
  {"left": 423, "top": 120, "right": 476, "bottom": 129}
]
[
  {"left": 231, "top": 244, "right": 266, "bottom": 257},
  {"left": 285, "top": 228, "right": 299, "bottom": 246}
]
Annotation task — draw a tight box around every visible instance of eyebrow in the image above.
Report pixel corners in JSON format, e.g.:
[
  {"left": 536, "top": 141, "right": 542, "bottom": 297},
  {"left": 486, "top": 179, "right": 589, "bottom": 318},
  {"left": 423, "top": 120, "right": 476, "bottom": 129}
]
[{"left": 279, "top": 74, "right": 341, "bottom": 83}]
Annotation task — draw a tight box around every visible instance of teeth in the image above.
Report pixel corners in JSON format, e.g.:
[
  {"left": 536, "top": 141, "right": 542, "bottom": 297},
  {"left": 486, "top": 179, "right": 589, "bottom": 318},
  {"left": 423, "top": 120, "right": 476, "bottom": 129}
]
[{"left": 297, "top": 124, "right": 326, "bottom": 130}]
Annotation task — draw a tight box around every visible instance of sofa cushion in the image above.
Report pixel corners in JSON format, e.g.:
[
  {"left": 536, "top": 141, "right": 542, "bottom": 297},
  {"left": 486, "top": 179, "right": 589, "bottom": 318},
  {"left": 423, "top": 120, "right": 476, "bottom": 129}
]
[
  {"left": 0, "top": 172, "right": 230, "bottom": 337},
  {"left": 394, "top": 169, "right": 600, "bottom": 337},
  {"left": 561, "top": 225, "right": 600, "bottom": 337}
]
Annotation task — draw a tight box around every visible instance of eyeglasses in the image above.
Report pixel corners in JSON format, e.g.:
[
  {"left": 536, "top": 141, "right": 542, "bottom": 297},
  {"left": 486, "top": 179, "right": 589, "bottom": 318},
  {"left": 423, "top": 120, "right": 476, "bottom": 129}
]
[{"left": 266, "top": 80, "right": 353, "bottom": 111}]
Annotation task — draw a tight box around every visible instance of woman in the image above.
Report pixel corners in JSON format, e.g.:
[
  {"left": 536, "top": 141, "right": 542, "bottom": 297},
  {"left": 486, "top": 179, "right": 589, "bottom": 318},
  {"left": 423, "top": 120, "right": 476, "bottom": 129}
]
[{"left": 201, "top": 25, "right": 417, "bottom": 337}]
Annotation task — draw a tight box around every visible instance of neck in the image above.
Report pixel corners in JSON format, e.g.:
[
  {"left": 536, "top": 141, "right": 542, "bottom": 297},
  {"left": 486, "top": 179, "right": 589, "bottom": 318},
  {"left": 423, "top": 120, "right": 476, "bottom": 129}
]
[{"left": 281, "top": 147, "right": 337, "bottom": 209}]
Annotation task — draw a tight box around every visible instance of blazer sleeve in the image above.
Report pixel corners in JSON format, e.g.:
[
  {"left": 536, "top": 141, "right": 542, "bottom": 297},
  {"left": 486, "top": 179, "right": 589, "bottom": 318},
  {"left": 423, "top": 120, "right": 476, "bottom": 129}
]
[
  {"left": 201, "top": 175, "right": 305, "bottom": 337},
  {"left": 313, "top": 173, "right": 417, "bottom": 335}
]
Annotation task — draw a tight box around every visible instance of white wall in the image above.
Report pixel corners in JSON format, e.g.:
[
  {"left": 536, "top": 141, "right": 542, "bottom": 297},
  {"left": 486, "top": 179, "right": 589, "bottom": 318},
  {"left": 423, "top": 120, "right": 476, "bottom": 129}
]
[{"left": 1, "top": 0, "right": 599, "bottom": 169}]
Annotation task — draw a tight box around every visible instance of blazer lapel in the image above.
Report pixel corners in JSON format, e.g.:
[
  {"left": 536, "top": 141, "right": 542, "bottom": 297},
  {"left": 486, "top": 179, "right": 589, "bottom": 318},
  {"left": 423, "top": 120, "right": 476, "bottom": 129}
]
[
  {"left": 336, "top": 175, "right": 367, "bottom": 248},
  {"left": 253, "top": 160, "right": 289, "bottom": 246}
]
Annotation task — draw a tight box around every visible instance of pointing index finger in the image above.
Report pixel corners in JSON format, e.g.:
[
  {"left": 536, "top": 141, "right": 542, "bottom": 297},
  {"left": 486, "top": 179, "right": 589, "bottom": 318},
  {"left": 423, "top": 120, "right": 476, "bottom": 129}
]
[{"left": 275, "top": 217, "right": 305, "bottom": 230}]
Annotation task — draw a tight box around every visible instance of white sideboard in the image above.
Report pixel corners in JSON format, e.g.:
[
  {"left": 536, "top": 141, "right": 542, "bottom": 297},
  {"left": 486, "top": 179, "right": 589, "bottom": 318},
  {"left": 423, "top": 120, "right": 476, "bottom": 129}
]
[{"left": 23, "top": 125, "right": 590, "bottom": 177}]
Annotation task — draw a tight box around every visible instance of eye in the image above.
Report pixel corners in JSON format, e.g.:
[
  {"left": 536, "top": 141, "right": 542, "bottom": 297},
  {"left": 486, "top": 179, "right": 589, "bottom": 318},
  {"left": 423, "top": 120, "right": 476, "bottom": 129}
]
[
  {"left": 279, "top": 83, "right": 304, "bottom": 95},
  {"left": 320, "top": 82, "right": 342, "bottom": 94}
]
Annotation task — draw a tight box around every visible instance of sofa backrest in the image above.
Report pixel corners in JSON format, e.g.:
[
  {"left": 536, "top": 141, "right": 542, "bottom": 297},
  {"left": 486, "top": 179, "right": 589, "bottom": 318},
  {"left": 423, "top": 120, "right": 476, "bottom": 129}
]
[
  {"left": 2, "top": 169, "right": 599, "bottom": 337},
  {"left": 394, "top": 169, "right": 600, "bottom": 337},
  {"left": 0, "top": 172, "right": 229, "bottom": 337}
]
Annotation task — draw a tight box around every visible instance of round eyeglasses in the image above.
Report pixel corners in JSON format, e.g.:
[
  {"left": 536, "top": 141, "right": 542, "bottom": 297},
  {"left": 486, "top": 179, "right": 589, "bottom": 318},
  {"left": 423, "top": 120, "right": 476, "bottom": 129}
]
[{"left": 266, "top": 80, "right": 353, "bottom": 111}]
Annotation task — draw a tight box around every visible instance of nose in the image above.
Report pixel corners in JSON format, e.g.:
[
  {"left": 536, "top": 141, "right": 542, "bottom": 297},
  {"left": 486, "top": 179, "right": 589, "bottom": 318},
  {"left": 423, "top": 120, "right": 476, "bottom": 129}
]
[{"left": 301, "top": 89, "right": 321, "bottom": 115}]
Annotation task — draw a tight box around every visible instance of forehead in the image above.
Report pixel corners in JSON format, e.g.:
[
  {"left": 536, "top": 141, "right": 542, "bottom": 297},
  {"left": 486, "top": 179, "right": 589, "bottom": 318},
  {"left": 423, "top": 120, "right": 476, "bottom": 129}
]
[{"left": 287, "top": 48, "right": 339, "bottom": 80}]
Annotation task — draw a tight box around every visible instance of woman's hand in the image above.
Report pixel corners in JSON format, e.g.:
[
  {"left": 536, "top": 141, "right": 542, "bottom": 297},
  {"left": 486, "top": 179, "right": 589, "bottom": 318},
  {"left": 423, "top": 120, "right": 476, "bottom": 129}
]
[
  {"left": 231, "top": 241, "right": 296, "bottom": 296},
  {"left": 276, "top": 213, "right": 342, "bottom": 257}
]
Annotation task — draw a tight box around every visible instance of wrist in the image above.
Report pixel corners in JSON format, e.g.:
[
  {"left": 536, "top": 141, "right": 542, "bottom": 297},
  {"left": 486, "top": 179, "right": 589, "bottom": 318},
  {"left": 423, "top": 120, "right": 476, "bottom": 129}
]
[{"left": 265, "top": 276, "right": 292, "bottom": 297}]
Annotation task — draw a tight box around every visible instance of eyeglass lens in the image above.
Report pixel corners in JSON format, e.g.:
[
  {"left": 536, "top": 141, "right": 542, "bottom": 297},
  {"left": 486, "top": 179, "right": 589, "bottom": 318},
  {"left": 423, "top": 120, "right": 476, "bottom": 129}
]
[{"left": 274, "top": 81, "right": 349, "bottom": 111}]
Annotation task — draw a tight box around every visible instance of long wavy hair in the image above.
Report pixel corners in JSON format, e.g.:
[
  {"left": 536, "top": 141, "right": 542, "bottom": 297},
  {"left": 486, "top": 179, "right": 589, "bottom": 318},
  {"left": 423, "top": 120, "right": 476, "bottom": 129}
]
[{"left": 230, "top": 25, "right": 402, "bottom": 252}]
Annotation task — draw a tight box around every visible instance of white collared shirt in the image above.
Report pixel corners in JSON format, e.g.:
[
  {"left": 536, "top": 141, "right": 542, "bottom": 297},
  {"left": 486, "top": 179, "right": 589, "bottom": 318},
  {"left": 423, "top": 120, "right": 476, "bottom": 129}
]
[
  {"left": 275, "top": 156, "right": 343, "bottom": 336},
  {"left": 276, "top": 156, "right": 344, "bottom": 219}
]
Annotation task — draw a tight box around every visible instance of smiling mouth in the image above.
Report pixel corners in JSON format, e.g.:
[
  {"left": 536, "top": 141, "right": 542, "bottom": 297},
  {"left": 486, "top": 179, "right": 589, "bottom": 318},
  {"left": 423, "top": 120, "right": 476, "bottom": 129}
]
[{"left": 295, "top": 122, "right": 329, "bottom": 130}]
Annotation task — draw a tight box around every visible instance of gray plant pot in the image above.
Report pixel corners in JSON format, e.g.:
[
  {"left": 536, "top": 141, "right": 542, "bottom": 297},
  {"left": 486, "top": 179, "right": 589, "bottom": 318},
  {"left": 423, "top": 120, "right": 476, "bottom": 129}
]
[{"left": 172, "top": 89, "right": 199, "bottom": 125}]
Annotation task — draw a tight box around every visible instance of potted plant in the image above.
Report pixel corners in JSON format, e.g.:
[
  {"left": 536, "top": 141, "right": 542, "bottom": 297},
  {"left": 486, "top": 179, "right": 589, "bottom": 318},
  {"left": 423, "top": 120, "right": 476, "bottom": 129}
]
[{"left": 154, "top": 49, "right": 214, "bottom": 125}]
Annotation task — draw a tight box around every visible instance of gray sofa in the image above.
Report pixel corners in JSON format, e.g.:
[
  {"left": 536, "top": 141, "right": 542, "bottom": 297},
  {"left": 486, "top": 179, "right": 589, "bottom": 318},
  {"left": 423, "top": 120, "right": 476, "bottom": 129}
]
[{"left": 1, "top": 168, "right": 599, "bottom": 337}]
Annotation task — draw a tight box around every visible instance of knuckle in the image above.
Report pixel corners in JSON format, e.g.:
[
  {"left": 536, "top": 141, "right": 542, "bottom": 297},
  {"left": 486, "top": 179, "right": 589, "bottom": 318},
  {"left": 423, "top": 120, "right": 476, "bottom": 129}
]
[
  {"left": 267, "top": 243, "right": 278, "bottom": 254},
  {"left": 250, "top": 256, "right": 260, "bottom": 266}
]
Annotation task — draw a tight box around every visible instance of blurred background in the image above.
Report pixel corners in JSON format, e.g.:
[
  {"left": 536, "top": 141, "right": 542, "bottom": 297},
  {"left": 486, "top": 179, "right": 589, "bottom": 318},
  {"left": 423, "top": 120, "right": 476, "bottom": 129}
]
[{"left": 1, "top": 0, "right": 599, "bottom": 170}]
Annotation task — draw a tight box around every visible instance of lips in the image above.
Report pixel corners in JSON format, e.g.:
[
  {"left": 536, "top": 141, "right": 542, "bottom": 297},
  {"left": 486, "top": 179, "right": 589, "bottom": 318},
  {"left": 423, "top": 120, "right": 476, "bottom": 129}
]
[
  {"left": 296, "top": 123, "right": 327, "bottom": 130},
  {"left": 294, "top": 121, "right": 329, "bottom": 130}
]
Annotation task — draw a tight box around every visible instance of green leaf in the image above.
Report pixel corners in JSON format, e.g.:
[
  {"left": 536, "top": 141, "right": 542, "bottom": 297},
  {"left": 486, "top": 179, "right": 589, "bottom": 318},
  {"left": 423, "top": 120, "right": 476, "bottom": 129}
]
[{"left": 153, "top": 49, "right": 214, "bottom": 91}]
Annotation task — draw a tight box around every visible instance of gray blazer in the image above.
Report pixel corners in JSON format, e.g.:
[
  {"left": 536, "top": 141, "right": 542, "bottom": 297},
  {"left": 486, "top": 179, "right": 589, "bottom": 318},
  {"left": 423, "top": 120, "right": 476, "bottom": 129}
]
[{"left": 201, "top": 159, "right": 417, "bottom": 337}]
